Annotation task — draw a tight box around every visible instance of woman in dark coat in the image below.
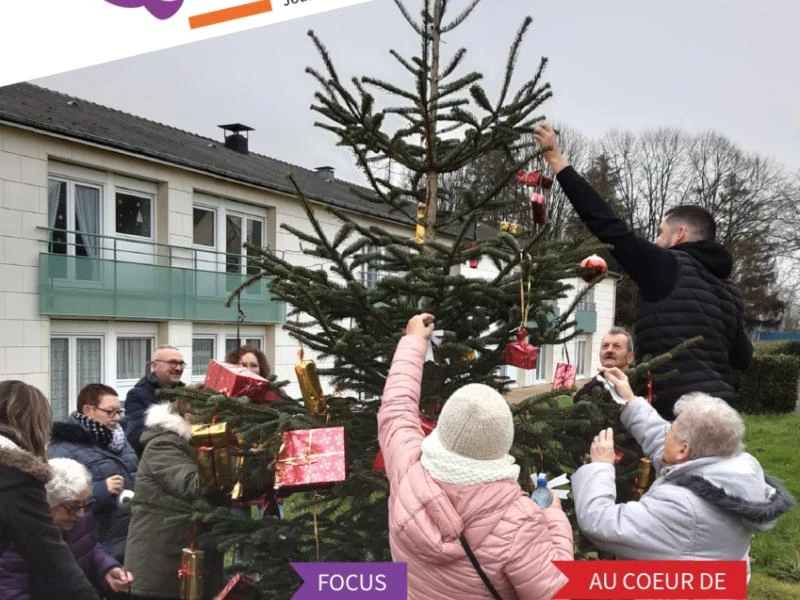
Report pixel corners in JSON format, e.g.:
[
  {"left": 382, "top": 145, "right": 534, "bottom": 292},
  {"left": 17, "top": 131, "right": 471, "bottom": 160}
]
[
  {"left": 49, "top": 383, "right": 138, "bottom": 562},
  {"left": 124, "top": 398, "right": 201, "bottom": 599},
  {"left": 0, "top": 380, "right": 98, "bottom": 600},
  {"left": 0, "top": 457, "right": 133, "bottom": 598}
]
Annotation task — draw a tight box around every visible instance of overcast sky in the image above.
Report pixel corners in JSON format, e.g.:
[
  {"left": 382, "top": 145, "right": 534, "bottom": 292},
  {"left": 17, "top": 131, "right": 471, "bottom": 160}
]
[{"left": 33, "top": 0, "right": 800, "bottom": 185}]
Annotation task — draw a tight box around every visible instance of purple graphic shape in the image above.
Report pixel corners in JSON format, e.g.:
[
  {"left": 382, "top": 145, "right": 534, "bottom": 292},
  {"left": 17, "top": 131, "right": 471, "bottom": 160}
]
[
  {"left": 291, "top": 563, "right": 407, "bottom": 599},
  {"left": 104, "top": 0, "right": 184, "bottom": 20}
]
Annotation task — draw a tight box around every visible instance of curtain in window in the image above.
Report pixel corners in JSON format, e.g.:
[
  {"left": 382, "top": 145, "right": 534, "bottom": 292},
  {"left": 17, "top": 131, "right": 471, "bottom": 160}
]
[
  {"left": 535, "top": 344, "right": 548, "bottom": 381},
  {"left": 74, "top": 185, "right": 100, "bottom": 258},
  {"left": 192, "top": 339, "right": 214, "bottom": 376},
  {"left": 575, "top": 339, "right": 587, "bottom": 377},
  {"left": 50, "top": 338, "right": 69, "bottom": 421},
  {"left": 77, "top": 338, "right": 102, "bottom": 390},
  {"left": 117, "top": 338, "right": 151, "bottom": 379},
  {"left": 48, "top": 180, "right": 62, "bottom": 230}
]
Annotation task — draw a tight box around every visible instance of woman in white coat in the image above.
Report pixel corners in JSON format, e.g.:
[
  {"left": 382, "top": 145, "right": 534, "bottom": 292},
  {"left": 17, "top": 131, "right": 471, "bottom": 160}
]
[{"left": 572, "top": 367, "right": 794, "bottom": 579}]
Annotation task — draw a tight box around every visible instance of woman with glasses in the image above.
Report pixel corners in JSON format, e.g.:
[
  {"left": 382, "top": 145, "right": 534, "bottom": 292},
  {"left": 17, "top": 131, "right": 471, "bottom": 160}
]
[
  {"left": 49, "top": 383, "right": 138, "bottom": 564},
  {"left": 0, "top": 380, "right": 99, "bottom": 599},
  {"left": 0, "top": 457, "right": 134, "bottom": 598}
]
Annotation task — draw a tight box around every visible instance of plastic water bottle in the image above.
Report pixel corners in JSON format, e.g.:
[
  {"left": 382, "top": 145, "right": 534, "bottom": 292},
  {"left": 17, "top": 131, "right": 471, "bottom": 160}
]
[{"left": 531, "top": 476, "right": 552, "bottom": 508}]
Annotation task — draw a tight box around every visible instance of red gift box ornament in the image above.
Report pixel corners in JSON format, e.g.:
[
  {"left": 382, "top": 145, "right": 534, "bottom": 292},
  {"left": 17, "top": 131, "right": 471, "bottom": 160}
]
[
  {"left": 214, "top": 572, "right": 256, "bottom": 600},
  {"left": 515, "top": 169, "right": 554, "bottom": 189},
  {"left": 203, "top": 359, "right": 277, "bottom": 404},
  {"left": 552, "top": 362, "right": 577, "bottom": 391},
  {"left": 579, "top": 254, "right": 608, "bottom": 283},
  {"left": 503, "top": 328, "right": 539, "bottom": 370},
  {"left": 274, "top": 427, "right": 347, "bottom": 493}
]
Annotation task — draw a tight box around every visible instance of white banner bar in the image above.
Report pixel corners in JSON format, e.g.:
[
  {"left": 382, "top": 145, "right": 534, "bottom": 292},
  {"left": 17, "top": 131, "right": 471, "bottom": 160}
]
[{"left": 0, "top": 0, "right": 375, "bottom": 86}]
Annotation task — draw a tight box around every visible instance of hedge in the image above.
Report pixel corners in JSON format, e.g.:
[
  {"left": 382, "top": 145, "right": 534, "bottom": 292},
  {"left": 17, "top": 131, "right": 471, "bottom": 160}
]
[
  {"left": 753, "top": 340, "right": 800, "bottom": 359},
  {"left": 733, "top": 352, "right": 800, "bottom": 414}
]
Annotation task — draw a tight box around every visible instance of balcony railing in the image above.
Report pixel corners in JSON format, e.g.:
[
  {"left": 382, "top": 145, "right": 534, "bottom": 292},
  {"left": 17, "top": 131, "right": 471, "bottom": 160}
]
[{"left": 38, "top": 228, "right": 284, "bottom": 323}]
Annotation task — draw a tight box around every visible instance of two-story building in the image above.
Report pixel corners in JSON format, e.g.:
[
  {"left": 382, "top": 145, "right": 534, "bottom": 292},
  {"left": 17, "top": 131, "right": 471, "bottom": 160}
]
[{"left": 0, "top": 83, "right": 616, "bottom": 419}]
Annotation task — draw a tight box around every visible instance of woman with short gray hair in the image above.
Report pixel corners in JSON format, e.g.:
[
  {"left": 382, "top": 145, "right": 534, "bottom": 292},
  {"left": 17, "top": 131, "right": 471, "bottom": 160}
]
[
  {"left": 571, "top": 368, "right": 795, "bottom": 582},
  {"left": 671, "top": 392, "right": 745, "bottom": 458},
  {"left": 0, "top": 457, "right": 133, "bottom": 598}
]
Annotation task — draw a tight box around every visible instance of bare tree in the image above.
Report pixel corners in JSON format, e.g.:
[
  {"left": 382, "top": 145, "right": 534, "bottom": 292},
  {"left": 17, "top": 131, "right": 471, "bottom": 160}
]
[{"left": 600, "top": 128, "right": 693, "bottom": 241}]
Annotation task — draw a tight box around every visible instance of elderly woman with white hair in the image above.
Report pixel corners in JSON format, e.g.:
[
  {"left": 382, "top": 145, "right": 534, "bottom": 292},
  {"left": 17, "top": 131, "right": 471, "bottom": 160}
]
[
  {"left": 0, "top": 457, "right": 133, "bottom": 599},
  {"left": 572, "top": 367, "right": 795, "bottom": 576}
]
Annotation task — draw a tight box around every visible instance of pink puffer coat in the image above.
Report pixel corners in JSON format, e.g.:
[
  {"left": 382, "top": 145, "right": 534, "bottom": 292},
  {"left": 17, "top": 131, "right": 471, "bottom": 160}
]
[{"left": 377, "top": 334, "right": 574, "bottom": 600}]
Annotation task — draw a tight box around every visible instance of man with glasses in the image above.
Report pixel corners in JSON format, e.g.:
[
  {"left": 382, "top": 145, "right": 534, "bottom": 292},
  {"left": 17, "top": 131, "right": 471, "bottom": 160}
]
[
  {"left": 123, "top": 345, "right": 186, "bottom": 457},
  {"left": 49, "top": 384, "right": 139, "bottom": 563}
]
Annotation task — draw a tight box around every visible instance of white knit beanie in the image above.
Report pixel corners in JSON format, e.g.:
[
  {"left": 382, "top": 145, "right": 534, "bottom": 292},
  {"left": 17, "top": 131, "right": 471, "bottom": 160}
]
[{"left": 436, "top": 383, "right": 514, "bottom": 460}]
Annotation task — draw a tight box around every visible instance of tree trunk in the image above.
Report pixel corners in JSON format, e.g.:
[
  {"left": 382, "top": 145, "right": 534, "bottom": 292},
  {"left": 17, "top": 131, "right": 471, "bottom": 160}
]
[{"left": 424, "top": 0, "right": 442, "bottom": 243}]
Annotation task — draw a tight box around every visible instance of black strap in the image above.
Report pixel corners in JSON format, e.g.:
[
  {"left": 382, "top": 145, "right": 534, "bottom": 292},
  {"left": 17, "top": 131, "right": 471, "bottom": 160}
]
[{"left": 459, "top": 533, "right": 503, "bottom": 600}]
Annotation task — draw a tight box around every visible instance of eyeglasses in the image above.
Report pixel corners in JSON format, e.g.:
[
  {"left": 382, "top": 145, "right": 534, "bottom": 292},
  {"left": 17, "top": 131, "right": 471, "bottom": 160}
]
[
  {"left": 92, "top": 406, "right": 123, "bottom": 418},
  {"left": 59, "top": 501, "right": 89, "bottom": 516},
  {"left": 153, "top": 359, "right": 187, "bottom": 369}
]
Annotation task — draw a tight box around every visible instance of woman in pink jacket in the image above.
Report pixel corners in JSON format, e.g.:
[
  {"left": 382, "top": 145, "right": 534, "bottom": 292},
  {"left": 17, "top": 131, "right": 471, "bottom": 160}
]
[{"left": 378, "top": 314, "right": 574, "bottom": 600}]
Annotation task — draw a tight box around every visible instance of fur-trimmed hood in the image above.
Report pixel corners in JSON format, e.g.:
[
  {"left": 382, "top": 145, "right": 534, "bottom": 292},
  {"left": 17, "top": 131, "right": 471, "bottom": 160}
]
[
  {"left": 141, "top": 401, "right": 191, "bottom": 443},
  {"left": 667, "top": 453, "right": 796, "bottom": 531},
  {"left": 0, "top": 434, "right": 51, "bottom": 484}
]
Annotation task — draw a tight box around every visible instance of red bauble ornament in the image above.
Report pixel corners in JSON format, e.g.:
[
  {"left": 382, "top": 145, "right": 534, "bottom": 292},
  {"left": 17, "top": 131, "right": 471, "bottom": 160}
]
[
  {"left": 503, "top": 329, "right": 539, "bottom": 370},
  {"left": 530, "top": 191, "right": 547, "bottom": 225},
  {"left": 580, "top": 254, "right": 608, "bottom": 283},
  {"left": 468, "top": 241, "right": 479, "bottom": 269},
  {"left": 516, "top": 170, "right": 554, "bottom": 189}
]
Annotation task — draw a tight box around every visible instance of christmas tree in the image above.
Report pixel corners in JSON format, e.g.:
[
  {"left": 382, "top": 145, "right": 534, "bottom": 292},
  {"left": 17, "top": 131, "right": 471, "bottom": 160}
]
[{"left": 161, "top": 2, "right": 695, "bottom": 597}]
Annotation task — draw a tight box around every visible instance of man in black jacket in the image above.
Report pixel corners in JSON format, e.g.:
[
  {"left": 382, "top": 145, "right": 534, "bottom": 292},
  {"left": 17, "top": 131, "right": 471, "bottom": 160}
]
[
  {"left": 122, "top": 345, "right": 185, "bottom": 456},
  {"left": 534, "top": 124, "right": 752, "bottom": 419}
]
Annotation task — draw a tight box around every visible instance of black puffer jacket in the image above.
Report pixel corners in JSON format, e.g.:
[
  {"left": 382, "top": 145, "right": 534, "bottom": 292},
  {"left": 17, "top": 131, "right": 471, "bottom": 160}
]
[
  {"left": 122, "top": 373, "right": 183, "bottom": 456},
  {"left": 636, "top": 245, "right": 749, "bottom": 417},
  {"left": 0, "top": 434, "right": 98, "bottom": 600},
  {"left": 556, "top": 166, "right": 752, "bottom": 419}
]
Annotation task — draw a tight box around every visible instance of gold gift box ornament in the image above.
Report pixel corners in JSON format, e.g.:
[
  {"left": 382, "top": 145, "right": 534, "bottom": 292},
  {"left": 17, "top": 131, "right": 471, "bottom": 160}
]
[
  {"left": 191, "top": 423, "right": 244, "bottom": 494},
  {"left": 499, "top": 221, "right": 525, "bottom": 236},
  {"left": 179, "top": 547, "right": 204, "bottom": 600}
]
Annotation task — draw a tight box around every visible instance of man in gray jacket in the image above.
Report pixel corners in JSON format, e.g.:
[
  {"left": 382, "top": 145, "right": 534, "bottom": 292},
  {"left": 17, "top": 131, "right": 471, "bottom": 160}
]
[{"left": 572, "top": 368, "right": 794, "bottom": 578}]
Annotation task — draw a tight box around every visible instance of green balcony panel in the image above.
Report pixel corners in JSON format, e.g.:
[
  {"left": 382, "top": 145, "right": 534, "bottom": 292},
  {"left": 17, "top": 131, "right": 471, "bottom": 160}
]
[
  {"left": 39, "top": 253, "right": 285, "bottom": 323},
  {"left": 575, "top": 309, "right": 597, "bottom": 333}
]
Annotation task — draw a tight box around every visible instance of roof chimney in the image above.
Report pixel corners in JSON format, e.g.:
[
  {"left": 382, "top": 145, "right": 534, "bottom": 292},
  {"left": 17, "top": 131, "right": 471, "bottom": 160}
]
[
  {"left": 315, "top": 165, "right": 335, "bottom": 183},
  {"left": 218, "top": 123, "right": 253, "bottom": 154}
]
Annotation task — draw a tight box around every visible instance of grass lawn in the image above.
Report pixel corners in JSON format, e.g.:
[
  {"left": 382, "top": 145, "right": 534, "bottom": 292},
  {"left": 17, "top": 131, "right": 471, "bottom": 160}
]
[{"left": 744, "top": 412, "right": 800, "bottom": 598}]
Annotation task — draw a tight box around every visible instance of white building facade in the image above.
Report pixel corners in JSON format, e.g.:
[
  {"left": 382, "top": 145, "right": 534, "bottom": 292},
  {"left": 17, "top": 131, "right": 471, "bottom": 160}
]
[{"left": 0, "top": 83, "right": 616, "bottom": 419}]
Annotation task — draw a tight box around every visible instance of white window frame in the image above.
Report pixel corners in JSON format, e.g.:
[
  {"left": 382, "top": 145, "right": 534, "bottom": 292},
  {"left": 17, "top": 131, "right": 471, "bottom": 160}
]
[
  {"left": 192, "top": 323, "right": 270, "bottom": 381},
  {"left": 50, "top": 320, "right": 159, "bottom": 405},
  {"left": 575, "top": 335, "right": 589, "bottom": 378},
  {"left": 192, "top": 193, "right": 266, "bottom": 275},
  {"left": 360, "top": 244, "right": 386, "bottom": 289},
  {"left": 49, "top": 334, "right": 104, "bottom": 419},
  {"left": 191, "top": 336, "right": 217, "bottom": 382},
  {"left": 48, "top": 162, "right": 157, "bottom": 265},
  {"left": 116, "top": 336, "right": 156, "bottom": 385},
  {"left": 576, "top": 286, "right": 596, "bottom": 311}
]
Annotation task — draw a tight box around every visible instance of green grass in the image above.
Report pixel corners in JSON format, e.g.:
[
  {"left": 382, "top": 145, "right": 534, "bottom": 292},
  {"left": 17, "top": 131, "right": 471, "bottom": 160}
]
[{"left": 744, "top": 413, "right": 800, "bottom": 598}]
